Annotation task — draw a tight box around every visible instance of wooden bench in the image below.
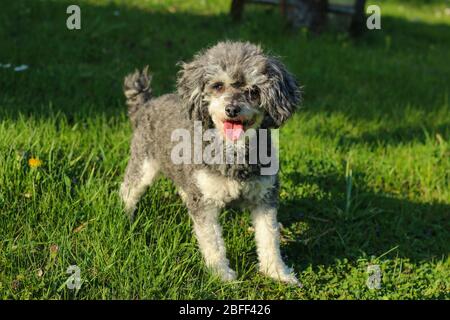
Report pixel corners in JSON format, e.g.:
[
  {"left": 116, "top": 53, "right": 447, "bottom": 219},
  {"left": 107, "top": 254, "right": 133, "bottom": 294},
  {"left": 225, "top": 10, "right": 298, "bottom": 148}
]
[{"left": 230, "top": 0, "right": 367, "bottom": 35}]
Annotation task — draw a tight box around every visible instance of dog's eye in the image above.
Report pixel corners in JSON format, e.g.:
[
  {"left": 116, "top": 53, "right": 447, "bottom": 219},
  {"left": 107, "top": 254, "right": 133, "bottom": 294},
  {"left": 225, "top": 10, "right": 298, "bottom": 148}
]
[
  {"left": 247, "top": 87, "right": 260, "bottom": 100},
  {"left": 231, "top": 81, "right": 244, "bottom": 88},
  {"left": 211, "top": 82, "right": 224, "bottom": 92}
]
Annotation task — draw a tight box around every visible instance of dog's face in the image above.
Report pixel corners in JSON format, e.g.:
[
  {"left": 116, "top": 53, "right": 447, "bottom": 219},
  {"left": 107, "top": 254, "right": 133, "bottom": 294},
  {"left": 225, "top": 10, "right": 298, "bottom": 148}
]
[
  {"left": 204, "top": 70, "right": 264, "bottom": 141},
  {"left": 177, "top": 41, "right": 301, "bottom": 141}
]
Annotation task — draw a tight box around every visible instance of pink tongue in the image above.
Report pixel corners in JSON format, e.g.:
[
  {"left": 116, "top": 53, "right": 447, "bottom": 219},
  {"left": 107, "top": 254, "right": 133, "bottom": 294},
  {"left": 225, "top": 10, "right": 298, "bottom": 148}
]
[{"left": 223, "top": 121, "right": 244, "bottom": 141}]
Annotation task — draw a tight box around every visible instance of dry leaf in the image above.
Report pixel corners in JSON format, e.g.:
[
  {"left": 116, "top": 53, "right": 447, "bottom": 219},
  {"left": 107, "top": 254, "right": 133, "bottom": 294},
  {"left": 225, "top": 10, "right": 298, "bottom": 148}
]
[
  {"left": 49, "top": 244, "right": 59, "bottom": 259},
  {"left": 73, "top": 221, "right": 89, "bottom": 233}
]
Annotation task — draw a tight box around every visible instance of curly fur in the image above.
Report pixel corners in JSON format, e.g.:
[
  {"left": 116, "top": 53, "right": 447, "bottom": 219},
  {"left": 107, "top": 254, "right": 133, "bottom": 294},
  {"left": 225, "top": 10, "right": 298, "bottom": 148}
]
[
  {"left": 120, "top": 41, "right": 302, "bottom": 285},
  {"left": 177, "top": 41, "right": 301, "bottom": 127},
  {"left": 123, "top": 66, "right": 152, "bottom": 128}
]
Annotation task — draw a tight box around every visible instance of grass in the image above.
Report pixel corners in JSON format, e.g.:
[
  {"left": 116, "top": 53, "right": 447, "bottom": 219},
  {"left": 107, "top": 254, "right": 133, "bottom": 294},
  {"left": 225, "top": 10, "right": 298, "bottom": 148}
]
[{"left": 0, "top": 0, "right": 449, "bottom": 299}]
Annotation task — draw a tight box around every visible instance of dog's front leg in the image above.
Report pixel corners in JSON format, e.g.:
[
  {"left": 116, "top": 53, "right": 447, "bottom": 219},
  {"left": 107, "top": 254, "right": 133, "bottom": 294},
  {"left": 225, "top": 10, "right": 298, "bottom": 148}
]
[
  {"left": 190, "top": 205, "right": 237, "bottom": 282},
  {"left": 251, "top": 205, "right": 300, "bottom": 286}
]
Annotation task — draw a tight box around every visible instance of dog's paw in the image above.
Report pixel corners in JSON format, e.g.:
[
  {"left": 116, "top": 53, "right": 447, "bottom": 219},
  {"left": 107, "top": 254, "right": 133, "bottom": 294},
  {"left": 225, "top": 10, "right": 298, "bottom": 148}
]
[
  {"left": 268, "top": 271, "right": 302, "bottom": 287},
  {"left": 260, "top": 264, "right": 302, "bottom": 287},
  {"left": 275, "top": 272, "right": 301, "bottom": 287},
  {"left": 219, "top": 268, "right": 238, "bottom": 282},
  {"left": 212, "top": 266, "right": 237, "bottom": 282},
  {"left": 126, "top": 208, "right": 136, "bottom": 223}
]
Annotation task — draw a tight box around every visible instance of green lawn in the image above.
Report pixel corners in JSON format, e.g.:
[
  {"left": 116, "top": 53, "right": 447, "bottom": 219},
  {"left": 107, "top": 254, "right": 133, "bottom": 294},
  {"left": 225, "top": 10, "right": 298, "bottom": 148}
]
[{"left": 0, "top": 0, "right": 449, "bottom": 299}]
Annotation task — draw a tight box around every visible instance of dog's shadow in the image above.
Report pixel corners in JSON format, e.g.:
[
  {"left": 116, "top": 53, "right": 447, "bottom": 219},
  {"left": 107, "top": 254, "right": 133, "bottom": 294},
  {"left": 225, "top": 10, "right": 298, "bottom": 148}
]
[{"left": 277, "top": 170, "right": 449, "bottom": 269}]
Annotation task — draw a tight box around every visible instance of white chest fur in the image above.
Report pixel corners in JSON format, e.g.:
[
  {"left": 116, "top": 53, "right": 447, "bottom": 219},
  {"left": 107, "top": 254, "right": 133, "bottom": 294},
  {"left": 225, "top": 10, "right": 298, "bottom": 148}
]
[{"left": 194, "top": 169, "right": 276, "bottom": 208}]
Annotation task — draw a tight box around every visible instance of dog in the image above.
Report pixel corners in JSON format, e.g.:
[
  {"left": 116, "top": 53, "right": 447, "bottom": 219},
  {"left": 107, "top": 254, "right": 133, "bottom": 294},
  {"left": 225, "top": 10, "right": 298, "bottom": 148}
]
[{"left": 120, "top": 41, "right": 301, "bottom": 285}]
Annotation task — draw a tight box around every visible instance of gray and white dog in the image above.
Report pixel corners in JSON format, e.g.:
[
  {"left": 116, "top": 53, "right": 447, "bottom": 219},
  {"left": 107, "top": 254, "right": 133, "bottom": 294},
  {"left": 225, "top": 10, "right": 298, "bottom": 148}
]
[{"left": 120, "top": 41, "right": 301, "bottom": 285}]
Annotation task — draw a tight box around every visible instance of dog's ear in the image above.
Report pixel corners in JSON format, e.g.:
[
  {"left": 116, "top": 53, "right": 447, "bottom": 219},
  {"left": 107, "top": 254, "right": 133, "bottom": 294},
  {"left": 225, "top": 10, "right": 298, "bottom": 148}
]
[
  {"left": 260, "top": 57, "right": 301, "bottom": 128},
  {"left": 177, "top": 57, "right": 206, "bottom": 120}
]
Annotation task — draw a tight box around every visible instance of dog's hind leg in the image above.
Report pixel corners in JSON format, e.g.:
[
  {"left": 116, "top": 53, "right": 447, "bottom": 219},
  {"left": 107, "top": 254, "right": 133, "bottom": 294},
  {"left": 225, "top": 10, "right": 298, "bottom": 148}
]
[
  {"left": 120, "top": 157, "right": 160, "bottom": 221},
  {"left": 189, "top": 205, "right": 237, "bottom": 282}
]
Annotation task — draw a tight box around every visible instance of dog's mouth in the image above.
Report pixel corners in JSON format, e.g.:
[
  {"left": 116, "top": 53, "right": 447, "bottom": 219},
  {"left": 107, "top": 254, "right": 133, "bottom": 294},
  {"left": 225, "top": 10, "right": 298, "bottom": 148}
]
[{"left": 222, "top": 118, "right": 255, "bottom": 141}]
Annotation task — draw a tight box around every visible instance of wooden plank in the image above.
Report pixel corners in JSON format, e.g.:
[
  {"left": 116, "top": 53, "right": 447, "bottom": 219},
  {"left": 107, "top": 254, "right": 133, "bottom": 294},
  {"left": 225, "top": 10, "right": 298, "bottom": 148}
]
[
  {"left": 349, "top": 0, "right": 367, "bottom": 36},
  {"left": 247, "top": 0, "right": 279, "bottom": 5},
  {"left": 328, "top": 4, "right": 355, "bottom": 15},
  {"left": 230, "top": 0, "right": 246, "bottom": 21},
  {"left": 280, "top": 0, "right": 287, "bottom": 17}
]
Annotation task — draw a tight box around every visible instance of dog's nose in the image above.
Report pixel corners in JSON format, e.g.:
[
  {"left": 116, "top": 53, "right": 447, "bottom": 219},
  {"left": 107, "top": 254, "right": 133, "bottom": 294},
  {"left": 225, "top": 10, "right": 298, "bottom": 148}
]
[{"left": 225, "top": 105, "right": 241, "bottom": 118}]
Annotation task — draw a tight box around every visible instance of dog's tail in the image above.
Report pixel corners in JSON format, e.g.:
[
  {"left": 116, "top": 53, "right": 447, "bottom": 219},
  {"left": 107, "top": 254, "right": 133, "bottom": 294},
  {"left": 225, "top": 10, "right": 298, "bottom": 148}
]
[{"left": 123, "top": 66, "right": 152, "bottom": 126}]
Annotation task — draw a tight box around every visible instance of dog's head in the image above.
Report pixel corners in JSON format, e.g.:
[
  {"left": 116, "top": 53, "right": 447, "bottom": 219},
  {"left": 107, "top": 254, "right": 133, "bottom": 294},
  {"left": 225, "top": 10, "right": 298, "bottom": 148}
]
[{"left": 177, "top": 41, "right": 301, "bottom": 141}]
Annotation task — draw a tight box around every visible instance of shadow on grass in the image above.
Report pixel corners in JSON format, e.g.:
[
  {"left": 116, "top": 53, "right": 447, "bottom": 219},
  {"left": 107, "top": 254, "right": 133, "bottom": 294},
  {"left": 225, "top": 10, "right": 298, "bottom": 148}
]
[
  {"left": 331, "top": 122, "right": 450, "bottom": 148},
  {"left": 0, "top": 0, "right": 287, "bottom": 119},
  {"left": 1, "top": 1, "right": 449, "bottom": 126},
  {"left": 279, "top": 170, "right": 449, "bottom": 267}
]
